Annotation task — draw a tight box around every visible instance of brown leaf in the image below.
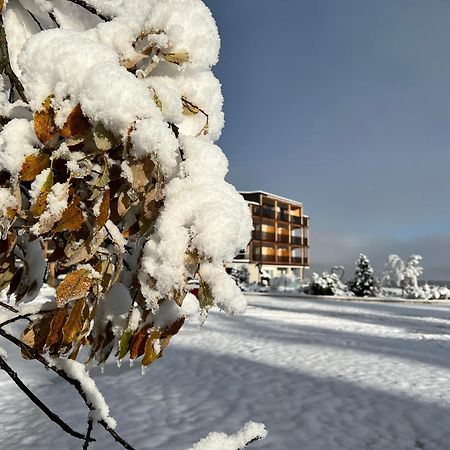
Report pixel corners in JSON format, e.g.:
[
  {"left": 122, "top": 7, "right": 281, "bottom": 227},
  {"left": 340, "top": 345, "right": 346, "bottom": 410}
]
[
  {"left": 30, "top": 169, "right": 53, "bottom": 217},
  {"left": 163, "top": 52, "right": 189, "bottom": 65},
  {"left": 129, "top": 324, "right": 150, "bottom": 360},
  {"left": 46, "top": 306, "right": 69, "bottom": 353},
  {"left": 60, "top": 104, "right": 90, "bottom": 138},
  {"left": 62, "top": 228, "right": 107, "bottom": 266},
  {"left": 62, "top": 298, "right": 87, "bottom": 345},
  {"left": 56, "top": 269, "right": 92, "bottom": 307},
  {"left": 142, "top": 329, "right": 162, "bottom": 366},
  {"left": 20, "top": 153, "right": 50, "bottom": 182},
  {"left": 53, "top": 197, "right": 84, "bottom": 233},
  {"left": 34, "top": 96, "right": 56, "bottom": 144},
  {"left": 0, "top": 232, "right": 17, "bottom": 259},
  {"left": 97, "top": 190, "right": 110, "bottom": 229}
]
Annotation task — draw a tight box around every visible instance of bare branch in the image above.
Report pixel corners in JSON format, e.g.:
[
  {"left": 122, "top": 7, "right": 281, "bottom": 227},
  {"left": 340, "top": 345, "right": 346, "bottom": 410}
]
[
  {"left": 0, "top": 328, "right": 136, "bottom": 450},
  {"left": 99, "top": 420, "right": 137, "bottom": 450},
  {"left": 0, "top": 300, "right": 18, "bottom": 313},
  {"left": 238, "top": 435, "right": 265, "bottom": 449},
  {"left": 0, "top": 356, "right": 93, "bottom": 442},
  {"left": 0, "top": 15, "right": 27, "bottom": 102},
  {"left": 83, "top": 417, "right": 94, "bottom": 450},
  {"left": 66, "top": 0, "right": 111, "bottom": 22}
]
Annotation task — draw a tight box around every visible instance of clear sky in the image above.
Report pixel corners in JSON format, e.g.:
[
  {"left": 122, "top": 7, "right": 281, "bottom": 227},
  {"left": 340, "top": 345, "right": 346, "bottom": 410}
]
[{"left": 205, "top": 0, "right": 450, "bottom": 280}]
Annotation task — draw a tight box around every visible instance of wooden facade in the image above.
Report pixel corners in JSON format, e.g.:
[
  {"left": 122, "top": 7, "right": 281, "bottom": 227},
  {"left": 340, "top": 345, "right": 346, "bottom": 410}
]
[{"left": 236, "top": 191, "right": 310, "bottom": 269}]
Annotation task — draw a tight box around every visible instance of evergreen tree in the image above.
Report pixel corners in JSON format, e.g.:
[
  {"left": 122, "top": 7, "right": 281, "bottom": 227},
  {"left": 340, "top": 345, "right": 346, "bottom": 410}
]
[{"left": 348, "top": 254, "right": 379, "bottom": 297}]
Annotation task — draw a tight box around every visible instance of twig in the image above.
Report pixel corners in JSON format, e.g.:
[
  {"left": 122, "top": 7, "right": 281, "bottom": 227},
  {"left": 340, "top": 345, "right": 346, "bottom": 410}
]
[
  {"left": 100, "top": 420, "right": 137, "bottom": 450},
  {"left": 0, "top": 328, "right": 136, "bottom": 449},
  {"left": 238, "top": 435, "right": 265, "bottom": 449},
  {"left": 83, "top": 417, "right": 94, "bottom": 450},
  {"left": 0, "top": 314, "right": 31, "bottom": 328},
  {"left": 0, "top": 15, "right": 27, "bottom": 102},
  {"left": 0, "top": 356, "right": 93, "bottom": 442},
  {"left": 66, "top": 0, "right": 111, "bottom": 21},
  {"left": 0, "top": 300, "right": 18, "bottom": 313}
]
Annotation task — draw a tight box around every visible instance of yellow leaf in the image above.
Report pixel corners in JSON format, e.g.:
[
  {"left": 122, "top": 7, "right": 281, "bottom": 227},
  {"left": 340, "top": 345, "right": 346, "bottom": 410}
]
[
  {"left": 20, "top": 153, "right": 50, "bottom": 182},
  {"left": 117, "top": 329, "right": 133, "bottom": 360},
  {"left": 142, "top": 329, "right": 161, "bottom": 366},
  {"left": 62, "top": 298, "right": 87, "bottom": 345},
  {"left": 53, "top": 197, "right": 84, "bottom": 233},
  {"left": 30, "top": 170, "right": 53, "bottom": 217},
  {"left": 34, "top": 96, "right": 56, "bottom": 144},
  {"left": 56, "top": 269, "right": 92, "bottom": 307}
]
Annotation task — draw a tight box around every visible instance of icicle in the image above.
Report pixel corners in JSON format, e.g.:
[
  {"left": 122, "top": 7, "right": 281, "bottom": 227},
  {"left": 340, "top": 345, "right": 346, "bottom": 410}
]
[
  {"left": 129, "top": 359, "right": 134, "bottom": 367},
  {"left": 100, "top": 363, "right": 105, "bottom": 374},
  {"left": 116, "top": 359, "right": 122, "bottom": 368},
  {"left": 141, "top": 365, "right": 146, "bottom": 376}
]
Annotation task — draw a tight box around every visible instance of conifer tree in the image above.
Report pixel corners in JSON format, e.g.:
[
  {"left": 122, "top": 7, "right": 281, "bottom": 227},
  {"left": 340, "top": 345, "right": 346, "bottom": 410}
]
[{"left": 348, "top": 254, "right": 379, "bottom": 297}]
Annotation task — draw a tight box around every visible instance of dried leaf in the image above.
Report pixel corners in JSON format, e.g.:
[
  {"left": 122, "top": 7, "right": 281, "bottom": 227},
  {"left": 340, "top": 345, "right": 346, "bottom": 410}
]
[
  {"left": 56, "top": 269, "right": 92, "bottom": 307},
  {"left": 62, "top": 228, "right": 107, "bottom": 266},
  {"left": 97, "top": 190, "right": 110, "bottom": 229},
  {"left": 142, "top": 329, "right": 161, "bottom": 366},
  {"left": 30, "top": 170, "right": 53, "bottom": 217},
  {"left": 130, "top": 324, "right": 150, "bottom": 360},
  {"left": 62, "top": 298, "right": 87, "bottom": 345},
  {"left": 53, "top": 197, "right": 84, "bottom": 233},
  {"left": 20, "top": 153, "right": 50, "bottom": 182},
  {"left": 117, "top": 329, "right": 133, "bottom": 360},
  {"left": 93, "top": 123, "right": 118, "bottom": 151},
  {"left": 46, "top": 307, "right": 69, "bottom": 352},
  {"left": 60, "top": 104, "right": 90, "bottom": 138},
  {"left": 163, "top": 52, "right": 189, "bottom": 65},
  {"left": 34, "top": 96, "right": 56, "bottom": 144}
]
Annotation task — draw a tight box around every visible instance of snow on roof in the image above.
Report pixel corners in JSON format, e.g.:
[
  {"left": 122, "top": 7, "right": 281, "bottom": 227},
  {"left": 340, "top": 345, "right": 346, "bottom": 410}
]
[{"left": 240, "top": 190, "right": 303, "bottom": 207}]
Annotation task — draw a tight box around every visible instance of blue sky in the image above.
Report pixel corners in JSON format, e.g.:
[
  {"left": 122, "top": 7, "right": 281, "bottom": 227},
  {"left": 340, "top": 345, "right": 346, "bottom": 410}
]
[{"left": 205, "top": 0, "right": 450, "bottom": 279}]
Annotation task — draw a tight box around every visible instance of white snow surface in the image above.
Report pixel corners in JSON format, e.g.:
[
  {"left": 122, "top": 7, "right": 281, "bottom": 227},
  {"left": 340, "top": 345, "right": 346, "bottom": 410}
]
[{"left": 2, "top": 294, "right": 450, "bottom": 449}]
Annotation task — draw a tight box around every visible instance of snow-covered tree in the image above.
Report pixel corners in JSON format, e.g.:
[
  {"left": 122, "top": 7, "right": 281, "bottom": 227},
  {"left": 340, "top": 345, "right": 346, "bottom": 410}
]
[
  {"left": 348, "top": 254, "right": 379, "bottom": 297},
  {"left": 0, "top": 1, "right": 266, "bottom": 448},
  {"left": 382, "top": 254, "right": 424, "bottom": 298},
  {"left": 306, "top": 271, "right": 347, "bottom": 296}
]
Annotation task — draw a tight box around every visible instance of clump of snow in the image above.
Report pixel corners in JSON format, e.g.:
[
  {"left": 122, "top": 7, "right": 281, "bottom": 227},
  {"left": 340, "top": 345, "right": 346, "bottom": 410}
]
[
  {"left": 47, "top": 357, "right": 116, "bottom": 428},
  {"left": 189, "top": 421, "right": 267, "bottom": 450},
  {"left": 0, "top": 119, "right": 40, "bottom": 178}
]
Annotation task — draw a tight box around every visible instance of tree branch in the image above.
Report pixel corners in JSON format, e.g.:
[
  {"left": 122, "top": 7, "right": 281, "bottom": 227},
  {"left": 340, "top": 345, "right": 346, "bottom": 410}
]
[
  {"left": 0, "top": 328, "right": 136, "bottom": 450},
  {"left": 0, "top": 15, "right": 27, "bottom": 102},
  {"left": 66, "top": 0, "right": 111, "bottom": 22},
  {"left": 0, "top": 356, "right": 93, "bottom": 442},
  {"left": 238, "top": 436, "right": 265, "bottom": 449},
  {"left": 83, "top": 417, "right": 94, "bottom": 450}
]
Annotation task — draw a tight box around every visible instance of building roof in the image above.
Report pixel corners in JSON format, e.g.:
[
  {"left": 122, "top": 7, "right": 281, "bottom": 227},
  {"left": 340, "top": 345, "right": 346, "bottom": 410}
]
[{"left": 240, "top": 190, "right": 304, "bottom": 207}]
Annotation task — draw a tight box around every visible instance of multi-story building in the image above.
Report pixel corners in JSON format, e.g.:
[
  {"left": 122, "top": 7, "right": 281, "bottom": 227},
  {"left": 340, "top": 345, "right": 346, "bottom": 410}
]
[{"left": 229, "top": 191, "right": 310, "bottom": 284}]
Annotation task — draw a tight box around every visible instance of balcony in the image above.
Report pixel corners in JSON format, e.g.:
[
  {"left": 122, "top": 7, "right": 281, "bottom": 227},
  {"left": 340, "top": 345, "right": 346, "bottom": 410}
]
[
  {"left": 303, "top": 238, "right": 309, "bottom": 247},
  {"left": 291, "top": 236, "right": 302, "bottom": 245},
  {"left": 252, "top": 206, "right": 261, "bottom": 216},
  {"left": 260, "top": 254, "right": 276, "bottom": 263},
  {"left": 291, "top": 257, "right": 303, "bottom": 264},
  {"left": 279, "top": 212, "right": 290, "bottom": 222},
  {"left": 262, "top": 207, "right": 276, "bottom": 219},
  {"left": 290, "top": 216, "right": 302, "bottom": 225},
  {"left": 277, "top": 256, "right": 290, "bottom": 263},
  {"left": 277, "top": 234, "right": 289, "bottom": 244},
  {"left": 253, "top": 231, "right": 276, "bottom": 242}
]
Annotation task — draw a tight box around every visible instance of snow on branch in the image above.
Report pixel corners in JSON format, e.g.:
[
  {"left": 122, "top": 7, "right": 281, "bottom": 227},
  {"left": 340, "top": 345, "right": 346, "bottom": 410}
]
[{"left": 189, "top": 422, "right": 268, "bottom": 450}]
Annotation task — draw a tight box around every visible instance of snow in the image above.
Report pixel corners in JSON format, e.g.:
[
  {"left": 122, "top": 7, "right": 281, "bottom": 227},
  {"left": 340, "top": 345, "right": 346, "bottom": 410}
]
[
  {"left": 189, "top": 422, "right": 267, "bottom": 450},
  {"left": 2, "top": 294, "right": 450, "bottom": 449},
  {"left": 0, "top": 119, "right": 40, "bottom": 178}
]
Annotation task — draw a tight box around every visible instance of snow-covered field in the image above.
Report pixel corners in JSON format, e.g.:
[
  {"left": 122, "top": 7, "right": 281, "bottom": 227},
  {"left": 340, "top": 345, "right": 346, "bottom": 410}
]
[{"left": 2, "top": 294, "right": 450, "bottom": 450}]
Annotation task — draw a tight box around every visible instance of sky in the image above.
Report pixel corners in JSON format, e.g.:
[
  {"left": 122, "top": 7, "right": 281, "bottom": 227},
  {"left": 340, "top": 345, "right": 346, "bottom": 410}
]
[{"left": 205, "top": 0, "right": 450, "bottom": 280}]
